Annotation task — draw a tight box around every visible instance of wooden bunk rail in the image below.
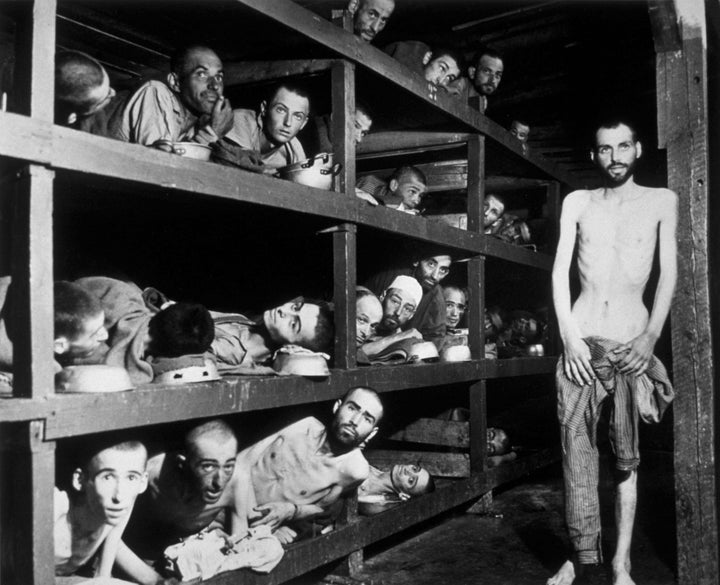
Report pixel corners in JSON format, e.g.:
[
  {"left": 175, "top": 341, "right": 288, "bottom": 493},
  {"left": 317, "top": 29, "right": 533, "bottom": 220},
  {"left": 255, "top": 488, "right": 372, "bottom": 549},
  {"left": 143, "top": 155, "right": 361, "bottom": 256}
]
[
  {"left": 357, "top": 132, "right": 473, "bottom": 155},
  {"left": 231, "top": 0, "right": 578, "bottom": 188},
  {"left": 0, "top": 357, "right": 558, "bottom": 435},
  {"left": 224, "top": 59, "right": 338, "bottom": 85},
  {"left": 203, "top": 446, "right": 560, "bottom": 585}
]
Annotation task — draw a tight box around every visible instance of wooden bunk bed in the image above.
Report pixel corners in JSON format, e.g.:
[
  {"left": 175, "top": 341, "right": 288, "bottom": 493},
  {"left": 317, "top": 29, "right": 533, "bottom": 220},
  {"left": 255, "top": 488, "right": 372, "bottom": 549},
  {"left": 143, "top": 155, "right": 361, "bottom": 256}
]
[{"left": 0, "top": 1, "right": 715, "bottom": 584}]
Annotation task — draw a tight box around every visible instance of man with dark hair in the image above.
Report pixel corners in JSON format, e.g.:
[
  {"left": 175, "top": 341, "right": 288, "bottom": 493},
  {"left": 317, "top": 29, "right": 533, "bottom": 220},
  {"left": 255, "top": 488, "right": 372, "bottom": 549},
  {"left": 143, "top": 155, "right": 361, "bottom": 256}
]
[
  {"left": 442, "top": 285, "right": 467, "bottom": 330},
  {"left": 304, "top": 102, "right": 374, "bottom": 158},
  {"left": 448, "top": 47, "right": 504, "bottom": 114},
  {"left": 219, "top": 82, "right": 310, "bottom": 173},
  {"left": 212, "top": 297, "right": 334, "bottom": 372},
  {"left": 109, "top": 44, "right": 233, "bottom": 148},
  {"left": 365, "top": 250, "right": 452, "bottom": 345},
  {"left": 117, "top": 419, "right": 247, "bottom": 584},
  {"left": 0, "top": 278, "right": 109, "bottom": 374},
  {"left": 347, "top": 0, "right": 395, "bottom": 43},
  {"left": 358, "top": 463, "right": 434, "bottom": 516},
  {"left": 235, "top": 386, "right": 384, "bottom": 543},
  {"left": 54, "top": 435, "right": 148, "bottom": 580},
  {"left": 384, "top": 41, "right": 464, "bottom": 92},
  {"left": 55, "top": 50, "right": 119, "bottom": 134},
  {"left": 356, "top": 165, "right": 428, "bottom": 212},
  {"left": 548, "top": 119, "right": 677, "bottom": 585},
  {"left": 147, "top": 302, "right": 214, "bottom": 358}
]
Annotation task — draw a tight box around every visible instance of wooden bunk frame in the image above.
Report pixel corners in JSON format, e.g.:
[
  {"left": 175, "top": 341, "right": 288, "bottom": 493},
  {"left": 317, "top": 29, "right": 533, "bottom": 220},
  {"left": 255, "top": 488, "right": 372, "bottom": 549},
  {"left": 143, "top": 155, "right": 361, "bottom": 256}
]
[{"left": 0, "top": 1, "right": 715, "bottom": 584}]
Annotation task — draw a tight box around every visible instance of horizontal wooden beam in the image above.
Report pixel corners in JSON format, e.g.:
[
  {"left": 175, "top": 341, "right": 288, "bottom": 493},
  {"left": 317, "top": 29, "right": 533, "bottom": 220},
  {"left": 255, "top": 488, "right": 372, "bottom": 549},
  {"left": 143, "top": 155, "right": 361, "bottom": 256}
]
[
  {"left": 357, "top": 132, "right": 473, "bottom": 155},
  {"left": 388, "top": 418, "right": 470, "bottom": 448},
  {"left": 0, "top": 357, "right": 559, "bottom": 435},
  {"left": 224, "top": 59, "right": 337, "bottom": 86}
]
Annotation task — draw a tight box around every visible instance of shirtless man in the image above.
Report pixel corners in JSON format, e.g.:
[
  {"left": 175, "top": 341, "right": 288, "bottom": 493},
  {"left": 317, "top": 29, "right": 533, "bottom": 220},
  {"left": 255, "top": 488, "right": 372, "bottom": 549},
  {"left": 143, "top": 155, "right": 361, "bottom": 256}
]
[
  {"left": 117, "top": 420, "right": 246, "bottom": 584},
  {"left": 548, "top": 119, "right": 677, "bottom": 585},
  {"left": 235, "top": 386, "right": 384, "bottom": 543}
]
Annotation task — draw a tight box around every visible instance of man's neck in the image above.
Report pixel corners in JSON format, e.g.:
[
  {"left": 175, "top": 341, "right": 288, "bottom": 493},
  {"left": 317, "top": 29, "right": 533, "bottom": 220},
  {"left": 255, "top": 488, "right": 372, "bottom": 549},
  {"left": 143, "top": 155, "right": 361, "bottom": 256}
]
[
  {"left": 246, "top": 326, "right": 274, "bottom": 363},
  {"left": 602, "top": 176, "right": 639, "bottom": 199},
  {"left": 70, "top": 498, "right": 109, "bottom": 537}
]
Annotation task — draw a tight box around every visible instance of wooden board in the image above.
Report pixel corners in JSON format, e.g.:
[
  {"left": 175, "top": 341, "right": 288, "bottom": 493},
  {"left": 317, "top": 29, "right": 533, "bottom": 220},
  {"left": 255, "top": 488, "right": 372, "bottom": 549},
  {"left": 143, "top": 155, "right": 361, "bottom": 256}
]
[{"left": 388, "top": 418, "right": 470, "bottom": 448}]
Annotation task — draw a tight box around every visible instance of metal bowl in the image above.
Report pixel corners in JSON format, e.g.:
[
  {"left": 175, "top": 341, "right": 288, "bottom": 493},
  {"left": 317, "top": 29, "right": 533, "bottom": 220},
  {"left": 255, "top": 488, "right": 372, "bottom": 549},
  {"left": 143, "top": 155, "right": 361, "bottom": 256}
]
[
  {"left": 275, "top": 153, "right": 342, "bottom": 190},
  {"left": 526, "top": 343, "right": 545, "bottom": 357},
  {"left": 172, "top": 142, "right": 212, "bottom": 161}
]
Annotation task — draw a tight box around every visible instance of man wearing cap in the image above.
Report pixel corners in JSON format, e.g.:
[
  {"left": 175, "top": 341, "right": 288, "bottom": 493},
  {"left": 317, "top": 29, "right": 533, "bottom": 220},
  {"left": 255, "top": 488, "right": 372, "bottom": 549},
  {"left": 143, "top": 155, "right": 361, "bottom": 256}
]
[
  {"left": 364, "top": 252, "right": 452, "bottom": 345},
  {"left": 359, "top": 275, "right": 424, "bottom": 359}
]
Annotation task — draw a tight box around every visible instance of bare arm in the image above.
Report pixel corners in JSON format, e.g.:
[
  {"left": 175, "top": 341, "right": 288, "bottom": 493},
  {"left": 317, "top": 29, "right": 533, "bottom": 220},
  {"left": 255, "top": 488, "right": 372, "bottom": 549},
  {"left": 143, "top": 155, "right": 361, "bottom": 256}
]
[
  {"left": 552, "top": 191, "right": 594, "bottom": 386},
  {"left": 95, "top": 518, "right": 127, "bottom": 577},
  {"left": 114, "top": 540, "right": 167, "bottom": 585},
  {"left": 615, "top": 189, "right": 678, "bottom": 375},
  {"left": 360, "top": 328, "right": 423, "bottom": 358}
]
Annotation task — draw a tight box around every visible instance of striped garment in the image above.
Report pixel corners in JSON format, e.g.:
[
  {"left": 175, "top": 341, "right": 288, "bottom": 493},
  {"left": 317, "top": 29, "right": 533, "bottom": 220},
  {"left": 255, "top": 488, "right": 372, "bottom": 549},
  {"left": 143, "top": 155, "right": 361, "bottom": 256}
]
[{"left": 556, "top": 336, "right": 674, "bottom": 563}]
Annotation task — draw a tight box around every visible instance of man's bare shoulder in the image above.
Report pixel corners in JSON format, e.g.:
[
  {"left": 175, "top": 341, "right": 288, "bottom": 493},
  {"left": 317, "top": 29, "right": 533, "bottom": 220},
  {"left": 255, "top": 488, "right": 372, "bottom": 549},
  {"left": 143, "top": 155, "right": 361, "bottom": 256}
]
[
  {"left": 561, "top": 189, "right": 597, "bottom": 214},
  {"left": 644, "top": 186, "right": 678, "bottom": 207}
]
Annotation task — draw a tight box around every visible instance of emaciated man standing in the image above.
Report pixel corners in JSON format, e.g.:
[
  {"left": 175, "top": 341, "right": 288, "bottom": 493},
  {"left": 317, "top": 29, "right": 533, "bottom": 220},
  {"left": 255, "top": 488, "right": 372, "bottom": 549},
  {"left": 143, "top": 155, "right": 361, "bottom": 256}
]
[{"left": 549, "top": 119, "right": 677, "bottom": 585}]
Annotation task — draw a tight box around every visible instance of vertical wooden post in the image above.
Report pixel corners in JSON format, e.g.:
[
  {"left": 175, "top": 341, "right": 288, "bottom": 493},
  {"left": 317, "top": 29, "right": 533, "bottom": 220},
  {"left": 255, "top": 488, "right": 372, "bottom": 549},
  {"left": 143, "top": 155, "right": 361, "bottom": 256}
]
[
  {"left": 652, "top": 1, "right": 718, "bottom": 583},
  {"left": 331, "top": 9, "right": 355, "bottom": 34},
  {"left": 13, "top": 0, "right": 56, "bottom": 120},
  {"left": 331, "top": 61, "right": 356, "bottom": 198},
  {"left": 466, "top": 135, "right": 486, "bottom": 360},
  {"left": 333, "top": 224, "right": 357, "bottom": 369},
  {"left": 468, "top": 381, "right": 488, "bottom": 474},
  {"left": 6, "top": 422, "right": 55, "bottom": 585},
  {"left": 11, "top": 165, "right": 55, "bottom": 399}
]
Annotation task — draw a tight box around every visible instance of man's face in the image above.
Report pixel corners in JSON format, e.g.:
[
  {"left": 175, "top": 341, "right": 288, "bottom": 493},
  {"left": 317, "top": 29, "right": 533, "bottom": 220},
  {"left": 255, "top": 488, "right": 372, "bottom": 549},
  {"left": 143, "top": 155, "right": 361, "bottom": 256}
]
[
  {"left": 331, "top": 388, "right": 383, "bottom": 448},
  {"left": 380, "top": 288, "right": 417, "bottom": 331},
  {"left": 413, "top": 255, "right": 452, "bottom": 291},
  {"left": 483, "top": 195, "right": 505, "bottom": 227},
  {"left": 261, "top": 87, "right": 309, "bottom": 146},
  {"left": 423, "top": 54, "right": 460, "bottom": 89},
  {"left": 391, "top": 175, "right": 426, "bottom": 210},
  {"left": 185, "top": 434, "right": 238, "bottom": 504},
  {"left": 510, "top": 121, "right": 530, "bottom": 143},
  {"left": 593, "top": 124, "right": 640, "bottom": 186},
  {"left": 510, "top": 315, "right": 538, "bottom": 343},
  {"left": 64, "top": 311, "right": 109, "bottom": 359},
  {"left": 354, "top": 110, "right": 373, "bottom": 145},
  {"left": 356, "top": 295, "right": 383, "bottom": 345},
  {"left": 487, "top": 427, "right": 510, "bottom": 456},
  {"left": 81, "top": 447, "right": 147, "bottom": 526},
  {"left": 443, "top": 288, "right": 467, "bottom": 329},
  {"left": 391, "top": 464, "right": 431, "bottom": 497},
  {"left": 472, "top": 55, "right": 504, "bottom": 96},
  {"left": 353, "top": 0, "right": 395, "bottom": 43},
  {"left": 263, "top": 297, "right": 320, "bottom": 348},
  {"left": 173, "top": 47, "right": 224, "bottom": 116}
]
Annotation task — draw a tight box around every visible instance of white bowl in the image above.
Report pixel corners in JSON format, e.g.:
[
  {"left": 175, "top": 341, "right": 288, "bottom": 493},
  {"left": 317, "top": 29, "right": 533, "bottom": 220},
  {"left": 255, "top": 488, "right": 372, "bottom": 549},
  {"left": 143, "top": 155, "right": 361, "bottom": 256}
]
[
  {"left": 273, "top": 350, "right": 330, "bottom": 377},
  {"left": 152, "top": 358, "right": 220, "bottom": 385},
  {"left": 173, "top": 142, "right": 212, "bottom": 161},
  {"left": 441, "top": 344, "right": 472, "bottom": 362},
  {"left": 409, "top": 341, "right": 440, "bottom": 362},
  {"left": 56, "top": 365, "right": 134, "bottom": 393}
]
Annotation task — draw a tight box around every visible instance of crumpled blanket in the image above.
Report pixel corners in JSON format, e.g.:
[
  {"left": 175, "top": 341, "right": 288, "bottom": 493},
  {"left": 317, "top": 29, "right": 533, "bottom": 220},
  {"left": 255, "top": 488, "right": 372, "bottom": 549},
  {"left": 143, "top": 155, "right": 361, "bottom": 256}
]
[
  {"left": 74, "top": 277, "right": 156, "bottom": 385},
  {"left": 163, "top": 526, "right": 284, "bottom": 581},
  {"left": 357, "top": 338, "right": 420, "bottom": 366}
]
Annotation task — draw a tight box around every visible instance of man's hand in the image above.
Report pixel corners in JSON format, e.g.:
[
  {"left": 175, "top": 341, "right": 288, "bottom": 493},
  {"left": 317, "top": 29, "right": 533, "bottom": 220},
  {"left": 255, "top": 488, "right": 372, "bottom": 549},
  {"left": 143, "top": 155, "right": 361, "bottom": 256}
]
[
  {"left": 210, "top": 97, "right": 234, "bottom": 138},
  {"left": 355, "top": 188, "right": 379, "bottom": 206},
  {"left": 562, "top": 333, "right": 594, "bottom": 386},
  {"left": 398, "top": 328, "right": 423, "bottom": 341},
  {"left": 612, "top": 331, "right": 657, "bottom": 376},
  {"left": 273, "top": 526, "right": 298, "bottom": 545},
  {"left": 249, "top": 502, "right": 295, "bottom": 530}
]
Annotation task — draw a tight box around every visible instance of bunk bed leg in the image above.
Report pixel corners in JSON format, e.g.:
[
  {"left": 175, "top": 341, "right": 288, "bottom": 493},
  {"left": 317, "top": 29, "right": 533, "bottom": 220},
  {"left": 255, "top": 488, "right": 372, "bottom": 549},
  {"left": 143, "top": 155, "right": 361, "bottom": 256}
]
[
  {"left": 2, "top": 421, "right": 55, "bottom": 585},
  {"left": 331, "top": 9, "right": 354, "bottom": 33},
  {"left": 331, "top": 60, "right": 356, "bottom": 198},
  {"left": 331, "top": 223, "right": 358, "bottom": 369}
]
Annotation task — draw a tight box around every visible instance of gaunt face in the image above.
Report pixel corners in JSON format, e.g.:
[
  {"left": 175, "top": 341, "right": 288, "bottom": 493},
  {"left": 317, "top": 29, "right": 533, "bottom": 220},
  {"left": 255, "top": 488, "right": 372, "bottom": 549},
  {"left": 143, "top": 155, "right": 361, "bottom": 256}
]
[
  {"left": 331, "top": 388, "right": 383, "bottom": 448},
  {"left": 472, "top": 55, "right": 503, "bottom": 96},
  {"left": 413, "top": 255, "right": 452, "bottom": 291},
  {"left": 353, "top": 0, "right": 395, "bottom": 43},
  {"left": 443, "top": 288, "right": 467, "bottom": 328},
  {"left": 263, "top": 298, "right": 321, "bottom": 347},
  {"left": 593, "top": 124, "right": 641, "bottom": 186},
  {"left": 261, "top": 87, "right": 310, "bottom": 146},
  {"left": 391, "top": 464, "right": 431, "bottom": 497},
  {"left": 356, "top": 295, "right": 383, "bottom": 345},
  {"left": 380, "top": 288, "right": 417, "bottom": 331},
  {"left": 174, "top": 47, "right": 225, "bottom": 116}
]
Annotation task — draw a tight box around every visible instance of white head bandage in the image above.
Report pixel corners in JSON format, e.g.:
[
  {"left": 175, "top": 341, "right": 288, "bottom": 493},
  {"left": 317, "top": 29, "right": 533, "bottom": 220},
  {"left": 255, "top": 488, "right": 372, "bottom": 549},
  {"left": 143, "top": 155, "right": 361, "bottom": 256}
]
[{"left": 386, "top": 275, "right": 423, "bottom": 307}]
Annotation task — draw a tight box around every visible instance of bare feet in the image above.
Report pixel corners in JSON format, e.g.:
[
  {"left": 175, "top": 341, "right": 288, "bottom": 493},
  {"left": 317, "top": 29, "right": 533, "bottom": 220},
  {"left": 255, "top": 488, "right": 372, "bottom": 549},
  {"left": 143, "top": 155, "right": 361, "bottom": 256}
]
[
  {"left": 547, "top": 560, "right": 575, "bottom": 585},
  {"left": 612, "top": 565, "right": 635, "bottom": 585}
]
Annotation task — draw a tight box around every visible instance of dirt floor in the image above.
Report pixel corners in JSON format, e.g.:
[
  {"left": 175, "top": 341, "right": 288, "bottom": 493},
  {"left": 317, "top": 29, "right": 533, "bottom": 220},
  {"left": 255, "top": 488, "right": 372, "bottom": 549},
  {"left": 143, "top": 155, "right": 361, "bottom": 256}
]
[{"left": 302, "top": 455, "right": 677, "bottom": 585}]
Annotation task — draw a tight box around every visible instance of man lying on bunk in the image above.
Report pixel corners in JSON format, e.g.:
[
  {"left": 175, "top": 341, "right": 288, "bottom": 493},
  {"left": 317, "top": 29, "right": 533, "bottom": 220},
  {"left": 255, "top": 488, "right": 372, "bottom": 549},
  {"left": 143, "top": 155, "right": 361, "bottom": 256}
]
[
  {"left": 234, "top": 386, "right": 384, "bottom": 544},
  {"left": 446, "top": 47, "right": 504, "bottom": 114},
  {"left": 357, "top": 275, "right": 423, "bottom": 361},
  {"left": 356, "top": 165, "right": 428, "bottom": 212},
  {"left": 355, "top": 288, "right": 383, "bottom": 347},
  {"left": 214, "top": 81, "right": 310, "bottom": 173},
  {"left": 55, "top": 50, "right": 122, "bottom": 136},
  {"left": 211, "top": 296, "right": 334, "bottom": 373},
  {"left": 358, "top": 463, "right": 435, "bottom": 516},
  {"left": 383, "top": 41, "right": 464, "bottom": 94},
  {"left": 304, "top": 102, "right": 373, "bottom": 157},
  {"left": 348, "top": 0, "right": 395, "bottom": 44},
  {"left": 0, "top": 278, "right": 109, "bottom": 379},
  {"left": 54, "top": 434, "right": 149, "bottom": 583},
  {"left": 116, "top": 420, "right": 261, "bottom": 584},
  {"left": 365, "top": 248, "right": 452, "bottom": 345},
  {"left": 109, "top": 44, "right": 234, "bottom": 149}
]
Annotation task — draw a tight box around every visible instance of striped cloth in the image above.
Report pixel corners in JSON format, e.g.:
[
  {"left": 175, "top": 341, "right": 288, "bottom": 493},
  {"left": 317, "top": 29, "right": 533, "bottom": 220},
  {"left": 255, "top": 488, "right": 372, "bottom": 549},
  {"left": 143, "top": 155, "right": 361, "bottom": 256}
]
[{"left": 556, "top": 335, "right": 674, "bottom": 563}]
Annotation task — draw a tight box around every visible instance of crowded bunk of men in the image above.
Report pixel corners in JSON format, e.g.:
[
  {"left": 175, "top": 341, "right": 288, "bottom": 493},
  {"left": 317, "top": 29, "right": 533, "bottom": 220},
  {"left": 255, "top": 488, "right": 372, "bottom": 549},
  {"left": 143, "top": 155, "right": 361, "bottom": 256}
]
[{"left": 1, "top": 1, "right": 555, "bottom": 583}]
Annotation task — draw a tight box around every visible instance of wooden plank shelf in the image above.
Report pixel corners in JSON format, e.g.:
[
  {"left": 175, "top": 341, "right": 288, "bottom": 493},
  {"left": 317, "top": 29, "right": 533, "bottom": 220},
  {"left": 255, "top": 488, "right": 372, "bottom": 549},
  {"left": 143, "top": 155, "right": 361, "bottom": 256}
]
[
  {"left": 0, "top": 357, "right": 558, "bottom": 435},
  {"left": 201, "top": 446, "right": 561, "bottom": 585}
]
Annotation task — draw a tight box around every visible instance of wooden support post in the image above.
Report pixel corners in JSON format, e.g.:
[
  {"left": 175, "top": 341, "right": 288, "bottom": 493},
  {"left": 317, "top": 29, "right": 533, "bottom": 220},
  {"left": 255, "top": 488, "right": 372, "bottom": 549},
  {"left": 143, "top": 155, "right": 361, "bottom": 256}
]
[
  {"left": 3, "top": 421, "right": 55, "bottom": 585},
  {"left": 11, "top": 165, "right": 55, "bottom": 399},
  {"left": 652, "top": 1, "right": 718, "bottom": 583},
  {"left": 466, "top": 135, "right": 485, "bottom": 359},
  {"left": 332, "top": 223, "right": 357, "bottom": 369},
  {"left": 331, "top": 60, "right": 356, "bottom": 198},
  {"left": 468, "top": 380, "right": 487, "bottom": 474},
  {"left": 12, "top": 0, "right": 56, "bottom": 120},
  {"left": 331, "top": 9, "right": 355, "bottom": 34}
]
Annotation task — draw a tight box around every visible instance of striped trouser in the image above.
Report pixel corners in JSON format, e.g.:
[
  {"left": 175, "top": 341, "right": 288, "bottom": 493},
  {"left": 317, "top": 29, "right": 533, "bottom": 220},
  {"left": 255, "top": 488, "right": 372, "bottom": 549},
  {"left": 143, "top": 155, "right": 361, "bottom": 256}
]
[{"left": 556, "top": 357, "right": 639, "bottom": 564}]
